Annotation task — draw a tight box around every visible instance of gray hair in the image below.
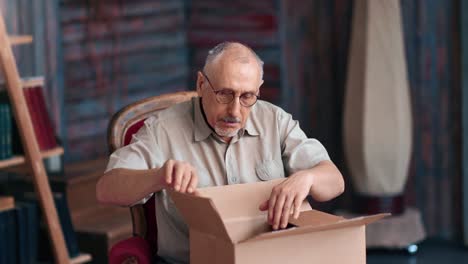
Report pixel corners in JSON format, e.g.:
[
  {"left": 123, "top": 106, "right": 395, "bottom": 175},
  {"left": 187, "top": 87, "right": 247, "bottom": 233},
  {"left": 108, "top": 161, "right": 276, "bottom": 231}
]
[{"left": 203, "top": 41, "right": 264, "bottom": 79}]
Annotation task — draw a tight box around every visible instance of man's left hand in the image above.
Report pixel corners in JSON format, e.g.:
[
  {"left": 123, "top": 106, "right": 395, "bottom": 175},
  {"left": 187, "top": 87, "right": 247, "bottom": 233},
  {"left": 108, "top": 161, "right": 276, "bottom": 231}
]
[{"left": 258, "top": 171, "right": 313, "bottom": 230}]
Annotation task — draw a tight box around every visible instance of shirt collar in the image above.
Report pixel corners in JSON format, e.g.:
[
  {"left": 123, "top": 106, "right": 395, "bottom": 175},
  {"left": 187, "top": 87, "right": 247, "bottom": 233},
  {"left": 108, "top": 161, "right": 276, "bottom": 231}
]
[
  {"left": 243, "top": 113, "right": 260, "bottom": 137},
  {"left": 193, "top": 97, "right": 260, "bottom": 142},
  {"left": 193, "top": 97, "right": 212, "bottom": 142}
]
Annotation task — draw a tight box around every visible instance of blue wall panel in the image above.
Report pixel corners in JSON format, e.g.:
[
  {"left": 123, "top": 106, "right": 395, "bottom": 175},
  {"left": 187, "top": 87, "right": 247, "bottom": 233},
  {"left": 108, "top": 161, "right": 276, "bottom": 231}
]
[{"left": 58, "top": 0, "right": 189, "bottom": 161}]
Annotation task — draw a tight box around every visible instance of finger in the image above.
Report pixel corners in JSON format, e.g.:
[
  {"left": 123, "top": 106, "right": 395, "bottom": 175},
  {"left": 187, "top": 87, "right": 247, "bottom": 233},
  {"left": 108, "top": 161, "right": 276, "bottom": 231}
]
[
  {"left": 280, "top": 195, "right": 294, "bottom": 229},
  {"left": 173, "top": 163, "right": 184, "bottom": 191},
  {"left": 268, "top": 193, "right": 277, "bottom": 224},
  {"left": 179, "top": 168, "right": 191, "bottom": 193},
  {"left": 187, "top": 170, "right": 198, "bottom": 193},
  {"left": 293, "top": 195, "right": 302, "bottom": 219},
  {"left": 165, "top": 160, "right": 174, "bottom": 185},
  {"left": 259, "top": 200, "right": 269, "bottom": 211},
  {"left": 272, "top": 193, "right": 286, "bottom": 230}
]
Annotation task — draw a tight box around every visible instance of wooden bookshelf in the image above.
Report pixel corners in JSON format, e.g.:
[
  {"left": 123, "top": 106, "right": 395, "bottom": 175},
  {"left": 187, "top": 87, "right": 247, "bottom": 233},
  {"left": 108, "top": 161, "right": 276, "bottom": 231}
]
[
  {"left": 0, "top": 13, "right": 89, "bottom": 263},
  {"left": 0, "top": 146, "right": 64, "bottom": 169},
  {"left": 8, "top": 35, "right": 33, "bottom": 45}
]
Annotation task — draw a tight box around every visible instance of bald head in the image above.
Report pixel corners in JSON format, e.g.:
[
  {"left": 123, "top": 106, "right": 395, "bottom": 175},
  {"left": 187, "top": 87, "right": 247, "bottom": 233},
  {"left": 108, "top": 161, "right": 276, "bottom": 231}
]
[{"left": 203, "top": 42, "right": 264, "bottom": 80}]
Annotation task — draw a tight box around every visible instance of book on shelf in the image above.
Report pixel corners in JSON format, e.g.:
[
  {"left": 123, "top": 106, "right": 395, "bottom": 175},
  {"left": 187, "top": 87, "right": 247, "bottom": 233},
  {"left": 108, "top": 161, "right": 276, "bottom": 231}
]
[
  {"left": 0, "top": 100, "right": 13, "bottom": 160},
  {"left": 0, "top": 198, "right": 39, "bottom": 264},
  {"left": 15, "top": 201, "right": 29, "bottom": 264},
  {"left": 0, "top": 184, "right": 39, "bottom": 263},
  {"left": 0, "top": 77, "right": 58, "bottom": 158},
  {"left": 0, "top": 174, "right": 80, "bottom": 259},
  {"left": 35, "top": 85, "right": 58, "bottom": 149},
  {"left": 23, "top": 85, "right": 47, "bottom": 150},
  {"left": 6, "top": 204, "right": 17, "bottom": 264},
  {"left": 23, "top": 80, "right": 58, "bottom": 150},
  {"left": 0, "top": 195, "right": 17, "bottom": 264},
  {"left": 0, "top": 207, "right": 16, "bottom": 263},
  {"left": 15, "top": 201, "right": 39, "bottom": 264},
  {"left": 24, "top": 191, "right": 80, "bottom": 260}
]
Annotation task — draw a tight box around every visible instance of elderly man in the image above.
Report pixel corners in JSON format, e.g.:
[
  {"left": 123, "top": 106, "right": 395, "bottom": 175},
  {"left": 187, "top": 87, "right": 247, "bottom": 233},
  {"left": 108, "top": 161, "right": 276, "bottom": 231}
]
[{"left": 97, "top": 42, "right": 344, "bottom": 263}]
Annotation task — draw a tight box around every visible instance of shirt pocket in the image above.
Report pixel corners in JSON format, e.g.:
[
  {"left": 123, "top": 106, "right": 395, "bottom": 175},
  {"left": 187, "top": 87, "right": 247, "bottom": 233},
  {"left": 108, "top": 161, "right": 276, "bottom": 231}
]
[{"left": 255, "top": 159, "right": 285, "bottom": 181}]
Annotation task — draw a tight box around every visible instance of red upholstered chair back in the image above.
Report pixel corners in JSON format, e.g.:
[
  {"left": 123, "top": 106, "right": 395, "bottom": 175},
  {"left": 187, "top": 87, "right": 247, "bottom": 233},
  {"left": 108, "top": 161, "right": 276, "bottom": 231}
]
[{"left": 107, "top": 91, "right": 198, "bottom": 255}]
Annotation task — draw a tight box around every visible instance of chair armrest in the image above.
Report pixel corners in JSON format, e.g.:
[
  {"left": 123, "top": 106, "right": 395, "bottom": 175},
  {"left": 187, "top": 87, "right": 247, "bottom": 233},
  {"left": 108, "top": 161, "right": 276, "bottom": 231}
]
[{"left": 109, "top": 236, "right": 152, "bottom": 264}]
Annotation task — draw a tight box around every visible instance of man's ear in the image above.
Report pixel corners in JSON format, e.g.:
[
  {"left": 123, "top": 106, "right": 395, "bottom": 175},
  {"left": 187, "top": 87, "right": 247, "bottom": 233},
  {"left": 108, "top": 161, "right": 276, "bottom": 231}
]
[{"left": 196, "top": 71, "right": 204, "bottom": 97}]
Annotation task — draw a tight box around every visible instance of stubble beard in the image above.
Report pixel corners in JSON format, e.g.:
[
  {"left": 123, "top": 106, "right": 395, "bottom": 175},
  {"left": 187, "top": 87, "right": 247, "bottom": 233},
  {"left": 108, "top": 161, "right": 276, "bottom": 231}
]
[{"left": 214, "top": 125, "right": 239, "bottom": 138}]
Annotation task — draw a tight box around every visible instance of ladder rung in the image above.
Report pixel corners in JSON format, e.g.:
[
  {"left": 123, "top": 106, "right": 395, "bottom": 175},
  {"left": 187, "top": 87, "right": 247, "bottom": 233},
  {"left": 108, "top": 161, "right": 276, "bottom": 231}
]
[{"left": 8, "top": 35, "right": 33, "bottom": 45}]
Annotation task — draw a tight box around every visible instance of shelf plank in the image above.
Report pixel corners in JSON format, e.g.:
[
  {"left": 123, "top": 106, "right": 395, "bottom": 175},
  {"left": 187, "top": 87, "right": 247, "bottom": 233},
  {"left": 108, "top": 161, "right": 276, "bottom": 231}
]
[
  {"left": 0, "top": 76, "right": 44, "bottom": 88},
  {"left": 0, "top": 146, "right": 64, "bottom": 169},
  {"left": 8, "top": 35, "right": 33, "bottom": 45},
  {"left": 70, "top": 253, "right": 92, "bottom": 264},
  {"left": 21, "top": 76, "right": 44, "bottom": 88},
  {"left": 42, "top": 146, "right": 64, "bottom": 158},
  {"left": 0, "top": 156, "right": 24, "bottom": 168}
]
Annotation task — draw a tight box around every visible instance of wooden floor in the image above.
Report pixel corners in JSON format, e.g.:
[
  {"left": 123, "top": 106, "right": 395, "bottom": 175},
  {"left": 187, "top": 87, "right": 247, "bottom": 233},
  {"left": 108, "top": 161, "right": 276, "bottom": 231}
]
[{"left": 368, "top": 239, "right": 468, "bottom": 263}]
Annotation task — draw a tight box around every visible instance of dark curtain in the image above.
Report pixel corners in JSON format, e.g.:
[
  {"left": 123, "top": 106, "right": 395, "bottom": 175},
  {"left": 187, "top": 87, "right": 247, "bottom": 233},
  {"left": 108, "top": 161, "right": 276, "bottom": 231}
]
[{"left": 281, "top": 0, "right": 460, "bottom": 239}]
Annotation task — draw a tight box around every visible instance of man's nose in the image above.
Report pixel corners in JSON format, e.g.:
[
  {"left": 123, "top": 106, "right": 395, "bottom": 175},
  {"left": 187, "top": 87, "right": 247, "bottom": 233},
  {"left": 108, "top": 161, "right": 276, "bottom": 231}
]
[{"left": 227, "top": 96, "right": 241, "bottom": 116}]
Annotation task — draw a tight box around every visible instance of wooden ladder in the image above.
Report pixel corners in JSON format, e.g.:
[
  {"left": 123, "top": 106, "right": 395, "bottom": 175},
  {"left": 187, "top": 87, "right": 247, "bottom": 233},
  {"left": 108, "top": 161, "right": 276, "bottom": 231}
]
[{"left": 0, "top": 12, "right": 89, "bottom": 264}]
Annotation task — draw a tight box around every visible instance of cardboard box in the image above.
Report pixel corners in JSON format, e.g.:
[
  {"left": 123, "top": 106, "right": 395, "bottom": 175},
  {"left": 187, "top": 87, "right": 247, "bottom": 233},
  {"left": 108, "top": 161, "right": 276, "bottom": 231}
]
[{"left": 170, "top": 179, "right": 388, "bottom": 264}]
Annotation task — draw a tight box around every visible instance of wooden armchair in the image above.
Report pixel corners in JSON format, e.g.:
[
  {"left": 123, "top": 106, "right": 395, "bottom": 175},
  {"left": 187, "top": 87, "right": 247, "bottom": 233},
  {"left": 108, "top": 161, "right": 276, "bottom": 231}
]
[{"left": 107, "top": 91, "right": 197, "bottom": 264}]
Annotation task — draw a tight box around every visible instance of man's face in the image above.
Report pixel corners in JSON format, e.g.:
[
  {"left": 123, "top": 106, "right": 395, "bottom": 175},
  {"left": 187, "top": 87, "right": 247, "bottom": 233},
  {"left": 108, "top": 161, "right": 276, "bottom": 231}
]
[{"left": 197, "top": 56, "right": 263, "bottom": 142}]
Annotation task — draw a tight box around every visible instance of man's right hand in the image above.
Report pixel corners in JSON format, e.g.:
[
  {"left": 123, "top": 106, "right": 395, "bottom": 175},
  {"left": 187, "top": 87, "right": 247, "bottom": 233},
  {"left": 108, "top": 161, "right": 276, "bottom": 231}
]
[{"left": 157, "top": 159, "right": 198, "bottom": 194}]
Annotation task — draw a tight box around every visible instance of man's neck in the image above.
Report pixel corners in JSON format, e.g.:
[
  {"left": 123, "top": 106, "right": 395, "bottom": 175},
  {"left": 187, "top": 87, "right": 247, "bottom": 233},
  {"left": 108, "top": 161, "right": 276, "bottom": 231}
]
[{"left": 222, "top": 137, "right": 232, "bottom": 144}]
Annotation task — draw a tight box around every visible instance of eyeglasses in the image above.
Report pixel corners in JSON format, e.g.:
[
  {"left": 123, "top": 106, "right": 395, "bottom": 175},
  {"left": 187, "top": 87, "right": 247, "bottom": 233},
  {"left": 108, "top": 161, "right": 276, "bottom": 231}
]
[{"left": 201, "top": 71, "right": 259, "bottom": 107}]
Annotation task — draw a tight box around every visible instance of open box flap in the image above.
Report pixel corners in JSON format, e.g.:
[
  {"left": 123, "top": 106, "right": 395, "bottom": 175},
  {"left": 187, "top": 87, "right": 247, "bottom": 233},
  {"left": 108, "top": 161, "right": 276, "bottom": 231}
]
[
  {"left": 222, "top": 209, "right": 339, "bottom": 243},
  {"left": 168, "top": 190, "right": 232, "bottom": 243},
  {"left": 288, "top": 210, "right": 345, "bottom": 227},
  {"left": 197, "top": 179, "right": 312, "bottom": 220},
  {"left": 197, "top": 179, "right": 312, "bottom": 243},
  {"left": 247, "top": 213, "right": 390, "bottom": 242}
]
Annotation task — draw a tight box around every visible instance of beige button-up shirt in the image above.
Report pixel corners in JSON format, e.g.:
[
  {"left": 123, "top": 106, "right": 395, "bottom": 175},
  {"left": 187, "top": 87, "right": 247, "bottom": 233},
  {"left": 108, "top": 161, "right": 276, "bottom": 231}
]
[{"left": 106, "top": 97, "right": 330, "bottom": 263}]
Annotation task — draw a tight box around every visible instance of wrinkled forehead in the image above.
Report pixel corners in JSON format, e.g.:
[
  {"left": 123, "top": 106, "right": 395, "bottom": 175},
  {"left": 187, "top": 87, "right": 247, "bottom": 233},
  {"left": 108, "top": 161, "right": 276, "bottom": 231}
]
[
  {"left": 209, "top": 57, "right": 261, "bottom": 89},
  {"left": 216, "top": 64, "right": 261, "bottom": 93}
]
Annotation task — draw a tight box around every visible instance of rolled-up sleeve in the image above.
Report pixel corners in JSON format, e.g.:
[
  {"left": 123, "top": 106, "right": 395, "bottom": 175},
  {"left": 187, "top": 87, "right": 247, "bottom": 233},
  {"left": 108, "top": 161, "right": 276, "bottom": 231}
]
[
  {"left": 279, "top": 110, "right": 331, "bottom": 175},
  {"left": 104, "top": 117, "right": 165, "bottom": 205},
  {"left": 106, "top": 116, "right": 165, "bottom": 173}
]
